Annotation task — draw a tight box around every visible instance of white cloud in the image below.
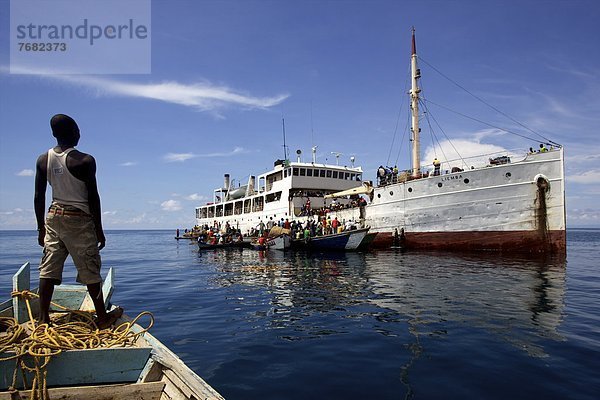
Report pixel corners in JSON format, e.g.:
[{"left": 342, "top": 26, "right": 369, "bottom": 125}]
[
  {"left": 161, "top": 199, "right": 182, "bottom": 211},
  {"left": 568, "top": 170, "right": 600, "bottom": 184},
  {"left": 423, "top": 139, "right": 509, "bottom": 170},
  {"left": 164, "top": 153, "right": 196, "bottom": 163},
  {"left": 5, "top": 65, "right": 289, "bottom": 112},
  {"left": 16, "top": 169, "right": 34, "bottom": 177},
  {"left": 568, "top": 208, "right": 600, "bottom": 224},
  {"left": 163, "top": 147, "right": 249, "bottom": 163},
  {"left": 120, "top": 161, "right": 138, "bottom": 167},
  {"left": 185, "top": 193, "right": 207, "bottom": 201},
  {"left": 103, "top": 211, "right": 117, "bottom": 215}
]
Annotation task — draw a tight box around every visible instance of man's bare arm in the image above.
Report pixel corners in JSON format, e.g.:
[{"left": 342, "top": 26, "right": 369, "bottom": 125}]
[
  {"left": 34, "top": 153, "right": 48, "bottom": 246},
  {"left": 81, "top": 155, "right": 105, "bottom": 250}
]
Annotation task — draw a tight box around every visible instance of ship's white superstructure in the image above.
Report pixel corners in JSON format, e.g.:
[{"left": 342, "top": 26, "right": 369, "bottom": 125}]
[{"left": 195, "top": 160, "right": 364, "bottom": 234}]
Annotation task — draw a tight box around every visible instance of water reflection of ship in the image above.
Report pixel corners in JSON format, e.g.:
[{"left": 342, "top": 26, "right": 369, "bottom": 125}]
[
  {"left": 367, "top": 252, "right": 566, "bottom": 399},
  {"left": 204, "top": 249, "right": 565, "bottom": 358}
]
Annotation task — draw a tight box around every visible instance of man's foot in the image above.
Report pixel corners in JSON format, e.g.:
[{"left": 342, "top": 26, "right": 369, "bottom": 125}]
[
  {"left": 96, "top": 307, "right": 124, "bottom": 329},
  {"left": 36, "top": 314, "right": 52, "bottom": 327}
]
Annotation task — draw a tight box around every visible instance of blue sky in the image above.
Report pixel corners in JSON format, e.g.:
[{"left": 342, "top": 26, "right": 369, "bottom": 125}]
[{"left": 1, "top": 0, "right": 599, "bottom": 229}]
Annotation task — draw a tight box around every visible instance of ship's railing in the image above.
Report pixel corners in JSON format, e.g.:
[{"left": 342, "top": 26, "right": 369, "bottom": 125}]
[{"left": 375, "top": 147, "right": 545, "bottom": 187}]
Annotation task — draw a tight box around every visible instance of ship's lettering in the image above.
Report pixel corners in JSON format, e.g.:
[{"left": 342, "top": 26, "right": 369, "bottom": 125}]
[{"left": 441, "top": 174, "right": 463, "bottom": 182}]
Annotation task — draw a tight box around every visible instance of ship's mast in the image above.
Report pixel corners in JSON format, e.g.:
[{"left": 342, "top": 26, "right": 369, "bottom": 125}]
[{"left": 410, "top": 27, "right": 421, "bottom": 178}]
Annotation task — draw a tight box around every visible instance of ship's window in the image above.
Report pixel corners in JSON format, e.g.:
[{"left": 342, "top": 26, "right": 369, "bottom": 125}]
[
  {"left": 377, "top": 193, "right": 381, "bottom": 198},
  {"left": 438, "top": 182, "right": 443, "bottom": 188},
  {"left": 313, "top": 169, "right": 319, "bottom": 177},
  {"left": 307, "top": 169, "right": 313, "bottom": 177},
  {"left": 300, "top": 168, "right": 306, "bottom": 176},
  {"left": 345, "top": 172, "right": 350, "bottom": 180},
  {"left": 326, "top": 170, "right": 332, "bottom": 178},
  {"left": 408, "top": 187, "right": 413, "bottom": 193},
  {"left": 320, "top": 170, "right": 326, "bottom": 177},
  {"left": 266, "top": 191, "right": 282, "bottom": 203},
  {"left": 390, "top": 191, "right": 394, "bottom": 196},
  {"left": 464, "top": 178, "right": 470, "bottom": 184},
  {"left": 350, "top": 173, "right": 355, "bottom": 180},
  {"left": 333, "top": 171, "right": 338, "bottom": 179},
  {"left": 505, "top": 172, "right": 511, "bottom": 178},
  {"left": 293, "top": 168, "right": 299, "bottom": 176},
  {"left": 356, "top": 174, "right": 362, "bottom": 181}
]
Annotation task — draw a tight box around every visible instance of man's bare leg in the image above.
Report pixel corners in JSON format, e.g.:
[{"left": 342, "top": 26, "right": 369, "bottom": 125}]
[
  {"left": 87, "top": 282, "right": 123, "bottom": 329},
  {"left": 38, "top": 278, "right": 58, "bottom": 324}
]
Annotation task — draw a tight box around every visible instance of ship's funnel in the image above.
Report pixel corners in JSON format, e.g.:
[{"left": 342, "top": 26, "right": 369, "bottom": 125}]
[
  {"left": 246, "top": 175, "right": 256, "bottom": 196},
  {"left": 224, "top": 174, "right": 230, "bottom": 190}
]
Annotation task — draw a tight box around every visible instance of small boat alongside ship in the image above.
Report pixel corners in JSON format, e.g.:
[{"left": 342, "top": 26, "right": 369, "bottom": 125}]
[
  {"left": 250, "top": 227, "right": 292, "bottom": 251},
  {"left": 291, "top": 227, "right": 371, "bottom": 251},
  {"left": 193, "top": 29, "right": 566, "bottom": 254},
  {"left": 0, "top": 263, "right": 223, "bottom": 400}
]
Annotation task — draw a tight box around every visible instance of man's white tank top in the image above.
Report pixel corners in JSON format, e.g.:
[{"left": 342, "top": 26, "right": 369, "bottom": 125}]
[{"left": 47, "top": 148, "right": 90, "bottom": 214}]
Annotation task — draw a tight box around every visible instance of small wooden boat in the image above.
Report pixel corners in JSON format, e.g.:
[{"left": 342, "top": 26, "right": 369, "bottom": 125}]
[
  {"left": 0, "top": 263, "right": 224, "bottom": 400},
  {"left": 174, "top": 236, "right": 197, "bottom": 240},
  {"left": 291, "top": 227, "right": 371, "bottom": 251},
  {"left": 251, "top": 234, "right": 291, "bottom": 251}
]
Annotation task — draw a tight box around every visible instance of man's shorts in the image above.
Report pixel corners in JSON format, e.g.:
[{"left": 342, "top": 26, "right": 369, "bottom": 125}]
[{"left": 39, "top": 205, "right": 102, "bottom": 285}]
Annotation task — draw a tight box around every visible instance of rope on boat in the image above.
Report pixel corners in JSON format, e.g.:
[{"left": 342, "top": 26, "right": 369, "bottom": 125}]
[{"left": 1, "top": 290, "right": 154, "bottom": 400}]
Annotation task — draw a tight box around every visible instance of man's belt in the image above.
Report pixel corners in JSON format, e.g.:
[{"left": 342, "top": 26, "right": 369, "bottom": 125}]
[{"left": 48, "top": 205, "right": 90, "bottom": 217}]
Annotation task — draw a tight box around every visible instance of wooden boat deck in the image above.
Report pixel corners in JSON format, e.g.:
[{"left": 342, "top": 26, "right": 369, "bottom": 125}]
[{"left": 0, "top": 263, "right": 224, "bottom": 400}]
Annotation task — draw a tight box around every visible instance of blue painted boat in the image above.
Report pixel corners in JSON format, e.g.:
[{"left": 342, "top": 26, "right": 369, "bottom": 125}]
[
  {"left": 0, "top": 262, "right": 224, "bottom": 400},
  {"left": 292, "top": 227, "right": 371, "bottom": 251}
]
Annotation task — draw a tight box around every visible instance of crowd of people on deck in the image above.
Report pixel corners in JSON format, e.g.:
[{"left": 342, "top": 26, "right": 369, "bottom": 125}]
[
  {"left": 298, "top": 195, "right": 368, "bottom": 217},
  {"left": 529, "top": 143, "right": 553, "bottom": 154},
  {"left": 248, "top": 216, "right": 359, "bottom": 240}
]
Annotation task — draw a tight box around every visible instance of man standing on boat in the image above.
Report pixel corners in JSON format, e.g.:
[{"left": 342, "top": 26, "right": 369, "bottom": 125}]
[{"left": 34, "top": 114, "right": 123, "bottom": 328}]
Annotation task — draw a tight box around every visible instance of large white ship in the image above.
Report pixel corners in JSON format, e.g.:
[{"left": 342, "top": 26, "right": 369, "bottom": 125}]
[
  {"left": 196, "top": 29, "right": 566, "bottom": 253},
  {"left": 334, "top": 29, "right": 566, "bottom": 253},
  {"left": 195, "top": 150, "right": 365, "bottom": 234}
]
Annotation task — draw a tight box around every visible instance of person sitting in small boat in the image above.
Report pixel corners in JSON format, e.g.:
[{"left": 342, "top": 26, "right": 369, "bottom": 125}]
[
  {"left": 258, "top": 235, "right": 266, "bottom": 246},
  {"left": 345, "top": 220, "right": 355, "bottom": 231}
]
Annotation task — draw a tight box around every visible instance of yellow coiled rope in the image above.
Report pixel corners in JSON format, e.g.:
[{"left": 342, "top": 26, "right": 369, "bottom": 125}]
[{"left": 1, "top": 290, "right": 154, "bottom": 400}]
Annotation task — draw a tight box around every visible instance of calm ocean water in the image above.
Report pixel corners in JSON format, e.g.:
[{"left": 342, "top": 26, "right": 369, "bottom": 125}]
[{"left": 1, "top": 229, "right": 599, "bottom": 399}]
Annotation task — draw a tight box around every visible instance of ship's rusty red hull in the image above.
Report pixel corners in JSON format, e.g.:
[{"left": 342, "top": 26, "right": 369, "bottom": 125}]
[{"left": 371, "top": 230, "right": 566, "bottom": 254}]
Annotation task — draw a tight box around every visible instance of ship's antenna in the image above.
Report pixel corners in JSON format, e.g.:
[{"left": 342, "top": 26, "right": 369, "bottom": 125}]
[
  {"left": 410, "top": 26, "right": 422, "bottom": 178},
  {"left": 331, "top": 151, "right": 343, "bottom": 165},
  {"left": 282, "top": 116, "right": 289, "bottom": 161},
  {"left": 310, "top": 100, "right": 315, "bottom": 149}
]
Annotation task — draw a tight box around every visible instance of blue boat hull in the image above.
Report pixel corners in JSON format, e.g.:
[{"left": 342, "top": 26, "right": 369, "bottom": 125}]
[{"left": 291, "top": 228, "right": 370, "bottom": 251}]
